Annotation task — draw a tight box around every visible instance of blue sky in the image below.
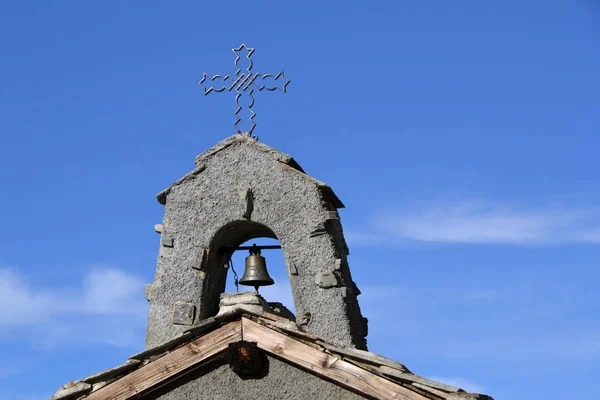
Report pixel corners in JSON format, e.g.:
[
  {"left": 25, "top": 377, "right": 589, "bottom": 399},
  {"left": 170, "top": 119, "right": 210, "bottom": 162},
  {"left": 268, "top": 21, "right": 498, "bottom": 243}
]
[{"left": 0, "top": 1, "right": 599, "bottom": 399}]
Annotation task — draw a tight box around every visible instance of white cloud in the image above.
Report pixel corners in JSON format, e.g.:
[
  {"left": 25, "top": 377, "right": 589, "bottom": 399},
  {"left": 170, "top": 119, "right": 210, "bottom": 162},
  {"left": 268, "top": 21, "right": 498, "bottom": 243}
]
[
  {"left": 0, "top": 267, "right": 147, "bottom": 348},
  {"left": 258, "top": 274, "right": 296, "bottom": 313},
  {"left": 81, "top": 269, "right": 147, "bottom": 316},
  {"left": 348, "top": 200, "right": 600, "bottom": 245},
  {"left": 426, "top": 376, "right": 484, "bottom": 394},
  {"left": 360, "top": 280, "right": 600, "bottom": 366}
]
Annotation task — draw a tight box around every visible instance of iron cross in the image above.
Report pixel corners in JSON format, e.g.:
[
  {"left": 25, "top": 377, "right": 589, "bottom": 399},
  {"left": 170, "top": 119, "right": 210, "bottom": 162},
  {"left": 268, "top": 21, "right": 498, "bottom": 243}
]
[{"left": 199, "top": 44, "right": 290, "bottom": 138}]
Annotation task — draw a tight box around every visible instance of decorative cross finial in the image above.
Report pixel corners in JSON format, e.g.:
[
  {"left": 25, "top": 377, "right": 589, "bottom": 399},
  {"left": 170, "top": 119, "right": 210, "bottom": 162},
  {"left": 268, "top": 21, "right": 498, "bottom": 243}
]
[{"left": 199, "top": 44, "right": 290, "bottom": 139}]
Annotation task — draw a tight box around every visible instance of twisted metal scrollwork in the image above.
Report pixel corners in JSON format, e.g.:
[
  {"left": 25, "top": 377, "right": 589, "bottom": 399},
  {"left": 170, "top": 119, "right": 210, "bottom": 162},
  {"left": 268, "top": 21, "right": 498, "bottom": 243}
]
[{"left": 199, "top": 44, "right": 290, "bottom": 139}]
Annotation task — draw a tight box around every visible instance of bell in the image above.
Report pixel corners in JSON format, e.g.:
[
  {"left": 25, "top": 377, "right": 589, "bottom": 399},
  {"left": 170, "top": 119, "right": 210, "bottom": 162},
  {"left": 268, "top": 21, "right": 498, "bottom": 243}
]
[{"left": 239, "top": 244, "right": 275, "bottom": 292}]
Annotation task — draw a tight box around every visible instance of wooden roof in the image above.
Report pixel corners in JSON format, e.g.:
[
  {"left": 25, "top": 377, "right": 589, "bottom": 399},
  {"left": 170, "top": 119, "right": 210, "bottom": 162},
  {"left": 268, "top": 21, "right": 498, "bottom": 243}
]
[{"left": 49, "top": 310, "right": 494, "bottom": 400}]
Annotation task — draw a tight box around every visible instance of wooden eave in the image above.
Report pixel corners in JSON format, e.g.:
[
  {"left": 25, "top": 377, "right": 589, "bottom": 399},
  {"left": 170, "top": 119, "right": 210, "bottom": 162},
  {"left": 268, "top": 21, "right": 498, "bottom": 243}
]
[{"left": 50, "top": 312, "right": 493, "bottom": 400}]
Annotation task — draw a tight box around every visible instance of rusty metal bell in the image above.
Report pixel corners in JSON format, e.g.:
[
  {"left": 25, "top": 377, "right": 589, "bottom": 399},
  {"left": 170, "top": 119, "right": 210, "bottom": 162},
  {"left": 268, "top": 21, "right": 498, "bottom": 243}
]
[{"left": 239, "top": 244, "right": 274, "bottom": 292}]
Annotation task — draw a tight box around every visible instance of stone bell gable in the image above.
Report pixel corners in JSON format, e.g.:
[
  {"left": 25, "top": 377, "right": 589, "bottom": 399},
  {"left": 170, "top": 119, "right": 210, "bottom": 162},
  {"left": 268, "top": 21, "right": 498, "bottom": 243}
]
[{"left": 145, "top": 134, "right": 368, "bottom": 350}]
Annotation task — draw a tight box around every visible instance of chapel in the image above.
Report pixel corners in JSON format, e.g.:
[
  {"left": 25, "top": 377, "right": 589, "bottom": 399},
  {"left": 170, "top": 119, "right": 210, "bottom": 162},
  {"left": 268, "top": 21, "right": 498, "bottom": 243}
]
[
  {"left": 49, "top": 135, "right": 494, "bottom": 400},
  {"left": 49, "top": 45, "right": 494, "bottom": 400}
]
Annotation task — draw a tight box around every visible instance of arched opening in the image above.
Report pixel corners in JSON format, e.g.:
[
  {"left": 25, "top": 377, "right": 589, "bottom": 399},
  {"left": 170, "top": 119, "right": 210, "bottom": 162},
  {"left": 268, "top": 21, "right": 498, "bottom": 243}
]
[{"left": 200, "top": 220, "right": 295, "bottom": 320}]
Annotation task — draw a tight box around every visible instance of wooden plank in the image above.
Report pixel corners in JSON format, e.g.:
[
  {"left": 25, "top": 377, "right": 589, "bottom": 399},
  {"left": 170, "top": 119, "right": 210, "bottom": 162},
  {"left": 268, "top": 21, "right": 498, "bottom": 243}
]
[
  {"left": 86, "top": 321, "right": 241, "bottom": 400},
  {"left": 379, "top": 366, "right": 461, "bottom": 393},
  {"left": 241, "top": 318, "right": 429, "bottom": 400}
]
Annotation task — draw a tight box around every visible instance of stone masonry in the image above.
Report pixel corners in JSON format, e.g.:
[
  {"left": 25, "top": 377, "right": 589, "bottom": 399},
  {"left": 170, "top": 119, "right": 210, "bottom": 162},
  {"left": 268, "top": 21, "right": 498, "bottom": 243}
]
[{"left": 145, "top": 134, "right": 368, "bottom": 350}]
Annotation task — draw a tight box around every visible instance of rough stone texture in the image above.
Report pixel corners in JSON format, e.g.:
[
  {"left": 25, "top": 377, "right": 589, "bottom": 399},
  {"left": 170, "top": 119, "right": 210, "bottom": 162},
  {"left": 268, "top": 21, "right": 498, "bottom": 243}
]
[
  {"left": 267, "top": 302, "right": 296, "bottom": 321},
  {"left": 215, "top": 292, "right": 271, "bottom": 319},
  {"left": 219, "top": 292, "right": 266, "bottom": 307},
  {"left": 143, "top": 354, "right": 366, "bottom": 400},
  {"left": 172, "top": 302, "right": 196, "bottom": 325},
  {"left": 49, "top": 381, "right": 92, "bottom": 400},
  {"left": 315, "top": 271, "right": 340, "bottom": 288},
  {"left": 161, "top": 236, "right": 174, "bottom": 248},
  {"left": 145, "top": 134, "right": 367, "bottom": 350}
]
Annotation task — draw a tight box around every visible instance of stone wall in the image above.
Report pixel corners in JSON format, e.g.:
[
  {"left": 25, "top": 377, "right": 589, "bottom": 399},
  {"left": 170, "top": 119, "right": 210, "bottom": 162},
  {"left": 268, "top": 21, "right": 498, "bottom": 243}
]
[
  {"left": 144, "top": 354, "right": 366, "bottom": 400},
  {"left": 145, "top": 135, "right": 367, "bottom": 350}
]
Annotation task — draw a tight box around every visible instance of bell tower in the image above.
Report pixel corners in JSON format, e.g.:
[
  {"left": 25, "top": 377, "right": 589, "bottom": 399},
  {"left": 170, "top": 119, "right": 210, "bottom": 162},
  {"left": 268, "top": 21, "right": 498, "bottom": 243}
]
[{"left": 145, "top": 134, "right": 368, "bottom": 350}]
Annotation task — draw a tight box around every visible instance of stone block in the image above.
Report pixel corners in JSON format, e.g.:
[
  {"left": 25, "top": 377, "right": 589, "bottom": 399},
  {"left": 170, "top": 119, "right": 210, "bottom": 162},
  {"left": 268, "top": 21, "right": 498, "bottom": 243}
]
[
  {"left": 315, "top": 271, "right": 339, "bottom": 288},
  {"left": 172, "top": 302, "right": 196, "bottom": 326},
  {"left": 216, "top": 304, "right": 265, "bottom": 319},
  {"left": 323, "top": 210, "right": 340, "bottom": 220},
  {"left": 144, "top": 284, "right": 153, "bottom": 301},
  {"left": 154, "top": 224, "right": 164, "bottom": 233},
  {"left": 334, "top": 258, "right": 343, "bottom": 271},
  {"left": 309, "top": 223, "right": 327, "bottom": 238},
  {"left": 190, "top": 247, "right": 209, "bottom": 271},
  {"left": 288, "top": 262, "right": 299, "bottom": 275},
  {"left": 338, "top": 286, "right": 349, "bottom": 299},
  {"left": 240, "top": 187, "right": 254, "bottom": 219},
  {"left": 161, "top": 236, "right": 174, "bottom": 247},
  {"left": 219, "top": 291, "right": 265, "bottom": 307},
  {"left": 298, "top": 311, "right": 312, "bottom": 328}
]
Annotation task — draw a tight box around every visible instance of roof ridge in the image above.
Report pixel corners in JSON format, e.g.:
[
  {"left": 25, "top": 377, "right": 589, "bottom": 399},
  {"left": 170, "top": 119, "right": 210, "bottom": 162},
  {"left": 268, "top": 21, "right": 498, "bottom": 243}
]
[{"left": 49, "top": 313, "right": 493, "bottom": 400}]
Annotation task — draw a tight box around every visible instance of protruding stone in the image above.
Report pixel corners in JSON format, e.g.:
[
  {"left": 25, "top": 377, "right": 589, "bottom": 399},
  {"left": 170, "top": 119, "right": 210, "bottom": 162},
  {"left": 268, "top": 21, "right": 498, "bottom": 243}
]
[
  {"left": 219, "top": 292, "right": 264, "bottom": 307},
  {"left": 315, "top": 271, "right": 339, "bottom": 288},
  {"left": 338, "top": 287, "right": 349, "bottom": 299},
  {"left": 241, "top": 188, "right": 254, "bottom": 219},
  {"left": 288, "top": 262, "right": 299, "bottom": 275},
  {"left": 216, "top": 292, "right": 271, "bottom": 318},
  {"left": 298, "top": 311, "right": 311, "bottom": 328},
  {"left": 191, "top": 248, "right": 209, "bottom": 271},
  {"left": 172, "top": 302, "right": 196, "bottom": 326},
  {"left": 309, "top": 223, "right": 327, "bottom": 238},
  {"left": 323, "top": 210, "right": 339, "bottom": 220},
  {"left": 334, "top": 258, "right": 343, "bottom": 271},
  {"left": 161, "top": 236, "right": 174, "bottom": 248},
  {"left": 144, "top": 284, "right": 153, "bottom": 301},
  {"left": 154, "top": 224, "right": 164, "bottom": 233}
]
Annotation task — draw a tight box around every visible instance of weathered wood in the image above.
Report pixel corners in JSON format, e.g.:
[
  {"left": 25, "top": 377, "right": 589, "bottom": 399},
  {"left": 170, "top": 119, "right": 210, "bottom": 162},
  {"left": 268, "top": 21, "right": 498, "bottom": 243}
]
[
  {"left": 86, "top": 321, "right": 241, "bottom": 400},
  {"left": 379, "top": 366, "right": 461, "bottom": 393},
  {"left": 128, "top": 332, "right": 194, "bottom": 362},
  {"left": 412, "top": 382, "right": 451, "bottom": 399},
  {"left": 81, "top": 359, "right": 141, "bottom": 384},
  {"left": 317, "top": 340, "right": 409, "bottom": 372},
  {"left": 241, "top": 318, "right": 429, "bottom": 400}
]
